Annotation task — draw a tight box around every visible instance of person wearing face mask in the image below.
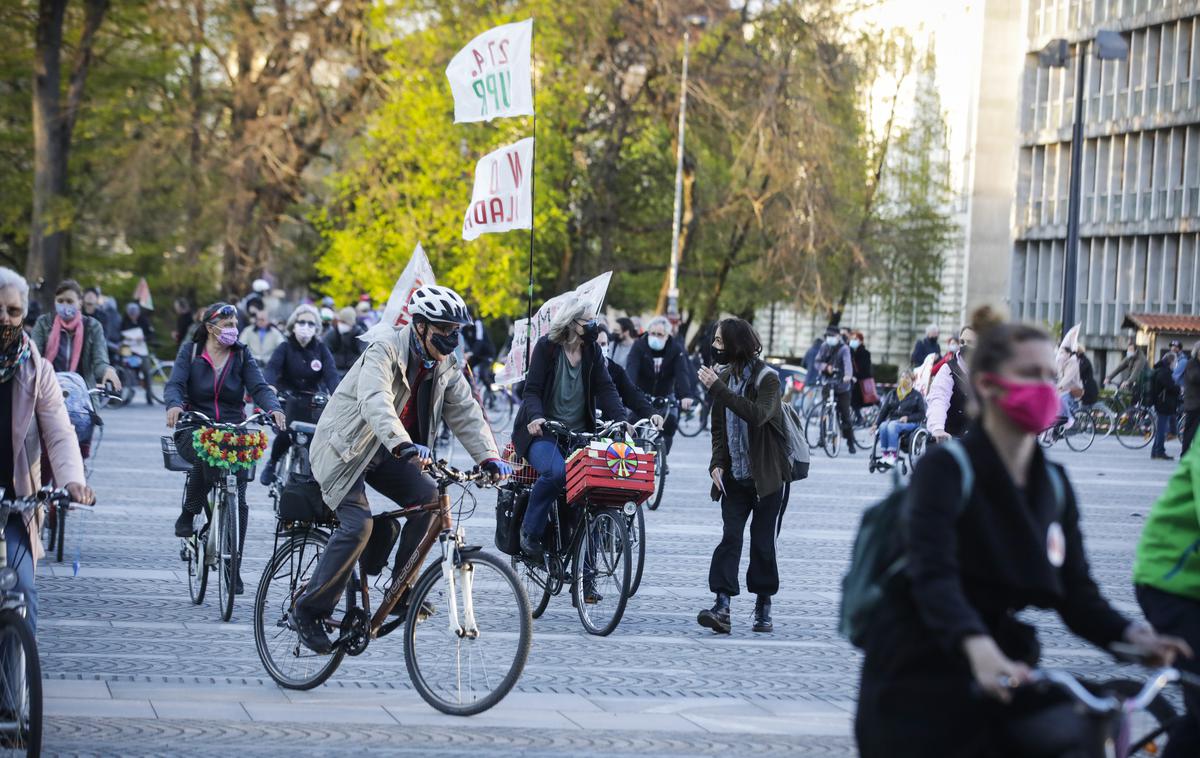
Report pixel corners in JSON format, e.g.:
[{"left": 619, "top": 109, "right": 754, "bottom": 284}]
[
  {"left": 814, "top": 326, "right": 857, "bottom": 453},
  {"left": 120, "top": 301, "right": 157, "bottom": 405},
  {"left": 626, "top": 315, "right": 698, "bottom": 463},
  {"left": 595, "top": 327, "right": 663, "bottom": 426},
  {"left": 291, "top": 286, "right": 509, "bottom": 654},
  {"left": 871, "top": 370, "right": 926, "bottom": 468},
  {"left": 910, "top": 324, "right": 942, "bottom": 368},
  {"left": 510, "top": 296, "right": 626, "bottom": 563},
  {"left": 927, "top": 325, "right": 977, "bottom": 443},
  {"left": 848, "top": 331, "right": 874, "bottom": 424},
  {"left": 31, "top": 280, "right": 121, "bottom": 391},
  {"left": 610, "top": 317, "right": 639, "bottom": 371},
  {"left": 239, "top": 305, "right": 285, "bottom": 368},
  {"left": 1151, "top": 351, "right": 1181, "bottom": 461},
  {"left": 323, "top": 306, "right": 366, "bottom": 377},
  {"left": 855, "top": 306, "right": 1191, "bottom": 758},
  {"left": 259, "top": 305, "right": 340, "bottom": 486},
  {"left": 164, "top": 303, "right": 286, "bottom": 590},
  {"left": 1105, "top": 340, "right": 1150, "bottom": 402}
]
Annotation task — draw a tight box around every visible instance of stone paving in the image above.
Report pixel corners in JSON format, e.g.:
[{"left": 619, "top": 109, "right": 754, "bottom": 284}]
[{"left": 35, "top": 401, "right": 1179, "bottom": 756}]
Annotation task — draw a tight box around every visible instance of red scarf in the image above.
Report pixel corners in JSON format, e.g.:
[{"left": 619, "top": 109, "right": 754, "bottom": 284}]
[{"left": 45, "top": 311, "right": 85, "bottom": 373}]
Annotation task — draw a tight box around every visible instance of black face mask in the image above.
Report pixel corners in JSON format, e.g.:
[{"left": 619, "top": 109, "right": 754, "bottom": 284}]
[
  {"left": 712, "top": 348, "right": 729, "bottom": 365},
  {"left": 580, "top": 321, "right": 602, "bottom": 343},
  {"left": 430, "top": 330, "right": 460, "bottom": 356}
]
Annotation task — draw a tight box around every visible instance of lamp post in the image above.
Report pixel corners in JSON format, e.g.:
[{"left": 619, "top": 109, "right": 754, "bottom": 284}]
[
  {"left": 666, "top": 14, "right": 708, "bottom": 319},
  {"left": 1038, "top": 30, "right": 1128, "bottom": 338}
]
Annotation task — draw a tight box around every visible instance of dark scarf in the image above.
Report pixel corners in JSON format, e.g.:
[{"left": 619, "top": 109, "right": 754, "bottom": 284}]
[{"left": 0, "top": 327, "right": 31, "bottom": 384}]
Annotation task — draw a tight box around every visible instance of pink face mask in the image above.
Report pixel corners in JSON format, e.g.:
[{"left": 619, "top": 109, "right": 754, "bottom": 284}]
[
  {"left": 984, "top": 374, "right": 1059, "bottom": 434},
  {"left": 217, "top": 327, "right": 239, "bottom": 346}
]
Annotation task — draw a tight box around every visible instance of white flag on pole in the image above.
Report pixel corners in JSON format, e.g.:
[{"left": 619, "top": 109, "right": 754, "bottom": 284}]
[
  {"left": 360, "top": 243, "right": 437, "bottom": 344},
  {"left": 445, "top": 19, "right": 534, "bottom": 123},
  {"left": 462, "top": 137, "right": 534, "bottom": 241},
  {"left": 495, "top": 271, "right": 612, "bottom": 386}
]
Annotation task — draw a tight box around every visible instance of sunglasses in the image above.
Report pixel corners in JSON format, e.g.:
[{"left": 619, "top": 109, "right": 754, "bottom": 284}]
[{"left": 207, "top": 304, "right": 237, "bottom": 322}]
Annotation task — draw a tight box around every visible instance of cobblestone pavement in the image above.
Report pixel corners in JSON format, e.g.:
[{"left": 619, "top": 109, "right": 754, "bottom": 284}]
[{"left": 36, "top": 401, "right": 1178, "bottom": 756}]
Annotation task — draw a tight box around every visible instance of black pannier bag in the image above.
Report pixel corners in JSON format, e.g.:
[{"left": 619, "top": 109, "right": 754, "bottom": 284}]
[
  {"left": 361, "top": 516, "right": 401, "bottom": 576},
  {"left": 277, "top": 479, "right": 328, "bottom": 524},
  {"left": 494, "top": 487, "right": 529, "bottom": 555}
]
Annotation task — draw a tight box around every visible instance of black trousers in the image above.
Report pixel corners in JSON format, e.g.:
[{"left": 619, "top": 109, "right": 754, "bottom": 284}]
[
  {"left": 297, "top": 447, "right": 437, "bottom": 616},
  {"left": 176, "top": 426, "right": 249, "bottom": 554},
  {"left": 707, "top": 475, "right": 785, "bottom": 597},
  {"left": 267, "top": 396, "right": 320, "bottom": 467},
  {"left": 1136, "top": 584, "right": 1200, "bottom": 758},
  {"left": 1183, "top": 411, "right": 1200, "bottom": 455}
]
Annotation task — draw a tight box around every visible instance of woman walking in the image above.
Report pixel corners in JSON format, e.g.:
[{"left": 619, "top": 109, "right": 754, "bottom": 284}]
[
  {"left": 849, "top": 331, "right": 874, "bottom": 424},
  {"left": 696, "top": 318, "right": 791, "bottom": 635}
]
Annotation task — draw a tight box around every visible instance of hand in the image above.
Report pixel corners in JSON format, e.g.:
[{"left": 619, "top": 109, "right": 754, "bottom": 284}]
[
  {"left": 527, "top": 418, "right": 547, "bottom": 436},
  {"left": 899, "top": 416, "right": 908, "bottom": 423},
  {"left": 65, "top": 482, "right": 95, "bottom": 506},
  {"left": 1124, "top": 621, "right": 1194, "bottom": 667},
  {"left": 963, "top": 635, "right": 1030, "bottom": 703},
  {"left": 166, "top": 406, "right": 182, "bottom": 428},
  {"left": 270, "top": 410, "right": 287, "bottom": 430},
  {"left": 710, "top": 467, "right": 724, "bottom": 491},
  {"left": 481, "top": 458, "right": 512, "bottom": 483},
  {"left": 697, "top": 366, "right": 719, "bottom": 389},
  {"left": 650, "top": 414, "right": 664, "bottom": 429},
  {"left": 933, "top": 430, "right": 950, "bottom": 443},
  {"left": 102, "top": 367, "right": 122, "bottom": 392},
  {"left": 681, "top": 397, "right": 694, "bottom": 412}
]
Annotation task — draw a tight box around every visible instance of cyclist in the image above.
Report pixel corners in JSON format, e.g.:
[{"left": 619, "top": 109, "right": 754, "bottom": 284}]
[
  {"left": 0, "top": 268, "right": 95, "bottom": 632},
  {"left": 292, "top": 286, "right": 509, "bottom": 654},
  {"left": 814, "top": 326, "right": 857, "bottom": 453},
  {"left": 595, "top": 327, "right": 662, "bottom": 426},
  {"left": 511, "top": 296, "right": 625, "bottom": 562},
  {"left": 259, "top": 304, "right": 340, "bottom": 486},
  {"left": 927, "top": 325, "right": 976, "bottom": 442},
  {"left": 119, "top": 302, "right": 156, "bottom": 405},
  {"left": 164, "top": 303, "right": 285, "bottom": 592},
  {"left": 323, "top": 307, "right": 365, "bottom": 378},
  {"left": 30, "top": 280, "right": 121, "bottom": 391},
  {"left": 625, "top": 315, "right": 697, "bottom": 462},
  {"left": 1105, "top": 340, "right": 1150, "bottom": 402},
  {"left": 855, "top": 306, "right": 1189, "bottom": 758}
]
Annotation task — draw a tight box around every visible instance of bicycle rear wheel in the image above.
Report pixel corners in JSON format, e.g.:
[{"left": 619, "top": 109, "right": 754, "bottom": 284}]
[
  {"left": 1090, "top": 403, "right": 1116, "bottom": 437},
  {"left": 513, "top": 555, "right": 553, "bottom": 619},
  {"left": 1085, "top": 678, "right": 1177, "bottom": 756},
  {"left": 574, "top": 509, "right": 631, "bottom": 636},
  {"left": 1116, "top": 408, "right": 1155, "bottom": 450},
  {"left": 1064, "top": 411, "right": 1096, "bottom": 452},
  {"left": 404, "top": 550, "right": 532, "bottom": 716},
  {"left": 0, "top": 610, "right": 41, "bottom": 758},
  {"left": 677, "top": 407, "right": 704, "bottom": 437},
  {"left": 254, "top": 530, "right": 348, "bottom": 689},
  {"left": 217, "top": 491, "right": 239, "bottom": 622},
  {"left": 627, "top": 504, "right": 646, "bottom": 597},
  {"left": 647, "top": 441, "right": 666, "bottom": 511}
]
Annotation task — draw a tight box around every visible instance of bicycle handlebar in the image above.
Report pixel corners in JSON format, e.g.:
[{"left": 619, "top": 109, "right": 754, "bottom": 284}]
[
  {"left": 0, "top": 487, "right": 80, "bottom": 514},
  {"left": 179, "top": 410, "right": 276, "bottom": 430},
  {"left": 541, "top": 419, "right": 626, "bottom": 442},
  {"left": 1001, "top": 664, "right": 1200, "bottom": 717}
]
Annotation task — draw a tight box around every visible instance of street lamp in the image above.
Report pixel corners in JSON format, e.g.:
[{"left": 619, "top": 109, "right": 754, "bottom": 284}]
[
  {"left": 666, "top": 14, "right": 708, "bottom": 319},
  {"left": 1038, "top": 30, "right": 1128, "bottom": 338}
]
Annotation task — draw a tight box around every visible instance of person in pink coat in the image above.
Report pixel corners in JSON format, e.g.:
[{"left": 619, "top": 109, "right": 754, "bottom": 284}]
[{"left": 0, "top": 267, "right": 94, "bottom": 632}]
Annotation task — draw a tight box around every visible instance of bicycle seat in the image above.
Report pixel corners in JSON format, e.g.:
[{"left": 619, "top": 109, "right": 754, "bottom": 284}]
[{"left": 289, "top": 421, "right": 318, "bottom": 435}]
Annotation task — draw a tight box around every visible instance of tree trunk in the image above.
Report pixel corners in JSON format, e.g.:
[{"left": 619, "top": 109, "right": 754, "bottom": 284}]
[
  {"left": 655, "top": 158, "right": 696, "bottom": 314},
  {"left": 698, "top": 213, "right": 753, "bottom": 327}
]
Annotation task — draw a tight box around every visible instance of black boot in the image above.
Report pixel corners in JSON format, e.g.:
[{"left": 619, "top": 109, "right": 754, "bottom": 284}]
[
  {"left": 753, "top": 595, "right": 773, "bottom": 633},
  {"left": 174, "top": 511, "right": 196, "bottom": 538},
  {"left": 697, "top": 592, "right": 731, "bottom": 634},
  {"left": 519, "top": 531, "right": 544, "bottom": 560}
]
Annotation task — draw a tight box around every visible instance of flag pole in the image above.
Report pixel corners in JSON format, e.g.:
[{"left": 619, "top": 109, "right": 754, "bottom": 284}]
[{"left": 524, "top": 21, "right": 536, "bottom": 370}]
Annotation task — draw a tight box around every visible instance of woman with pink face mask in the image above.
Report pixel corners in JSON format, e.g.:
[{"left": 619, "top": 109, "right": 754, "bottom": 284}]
[{"left": 855, "top": 306, "right": 1191, "bottom": 758}]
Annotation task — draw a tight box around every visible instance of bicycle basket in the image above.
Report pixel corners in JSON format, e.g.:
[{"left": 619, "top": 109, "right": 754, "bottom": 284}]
[
  {"left": 501, "top": 442, "right": 538, "bottom": 486},
  {"left": 160, "top": 436, "right": 192, "bottom": 472},
  {"left": 565, "top": 441, "right": 655, "bottom": 507}
]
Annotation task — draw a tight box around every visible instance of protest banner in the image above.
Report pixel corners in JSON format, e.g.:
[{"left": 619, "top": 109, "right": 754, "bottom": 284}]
[
  {"left": 446, "top": 19, "right": 534, "bottom": 123},
  {"left": 495, "top": 271, "right": 612, "bottom": 385},
  {"left": 361, "top": 243, "right": 437, "bottom": 343},
  {"left": 462, "top": 137, "right": 534, "bottom": 241}
]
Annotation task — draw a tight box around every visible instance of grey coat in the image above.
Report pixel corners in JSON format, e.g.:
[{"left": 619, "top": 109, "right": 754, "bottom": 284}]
[
  {"left": 30, "top": 314, "right": 111, "bottom": 387},
  {"left": 309, "top": 324, "right": 499, "bottom": 510}
]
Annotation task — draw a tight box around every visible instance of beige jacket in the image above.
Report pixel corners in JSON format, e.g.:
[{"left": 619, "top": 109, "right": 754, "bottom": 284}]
[{"left": 310, "top": 324, "right": 498, "bottom": 510}]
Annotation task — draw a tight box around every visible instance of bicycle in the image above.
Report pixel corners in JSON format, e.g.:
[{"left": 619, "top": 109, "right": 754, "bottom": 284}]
[
  {"left": 805, "top": 379, "right": 844, "bottom": 458},
  {"left": 0, "top": 489, "right": 79, "bottom": 757},
  {"left": 677, "top": 385, "right": 708, "bottom": 438},
  {"left": 253, "top": 459, "right": 531, "bottom": 715},
  {"left": 643, "top": 396, "right": 677, "bottom": 511},
  {"left": 510, "top": 419, "right": 648, "bottom": 636},
  {"left": 267, "top": 393, "right": 327, "bottom": 510},
  {"left": 164, "top": 410, "right": 271, "bottom": 622},
  {"left": 1038, "top": 407, "right": 1097, "bottom": 452}
]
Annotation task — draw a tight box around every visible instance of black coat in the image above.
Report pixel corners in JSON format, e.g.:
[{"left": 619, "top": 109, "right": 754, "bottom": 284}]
[
  {"left": 855, "top": 426, "right": 1128, "bottom": 758},
  {"left": 510, "top": 337, "right": 625, "bottom": 460},
  {"left": 910, "top": 336, "right": 941, "bottom": 368},
  {"left": 164, "top": 341, "right": 281, "bottom": 423},
  {"left": 1183, "top": 358, "right": 1200, "bottom": 412},
  {"left": 1151, "top": 360, "right": 1181, "bottom": 415},
  {"left": 322, "top": 324, "right": 366, "bottom": 373},
  {"left": 607, "top": 358, "right": 656, "bottom": 422},
  {"left": 876, "top": 389, "right": 926, "bottom": 426},
  {"left": 265, "top": 336, "right": 340, "bottom": 398},
  {"left": 626, "top": 334, "right": 696, "bottom": 400},
  {"left": 851, "top": 346, "right": 874, "bottom": 408},
  {"left": 1078, "top": 353, "right": 1099, "bottom": 405}
]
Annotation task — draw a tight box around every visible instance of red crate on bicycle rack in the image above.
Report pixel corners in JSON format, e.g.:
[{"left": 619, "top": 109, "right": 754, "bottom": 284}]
[
  {"left": 500, "top": 443, "right": 538, "bottom": 486},
  {"left": 565, "top": 441, "right": 656, "bottom": 507}
]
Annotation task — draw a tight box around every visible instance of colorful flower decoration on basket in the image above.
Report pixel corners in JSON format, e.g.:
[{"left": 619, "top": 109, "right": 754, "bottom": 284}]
[
  {"left": 604, "top": 441, "right": 639, "bottom": 479},
  {"left": 192, "top": 427, "right": 268, "bottom": 472}
]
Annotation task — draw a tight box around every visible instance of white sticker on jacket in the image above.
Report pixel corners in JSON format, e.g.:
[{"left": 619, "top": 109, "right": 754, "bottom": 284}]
[
  {"left": 311, "top": 359, "right": 323, "bottom": 372},
  {"left": 1046, "top": 522, "right": 1066, "bottom": 567}
]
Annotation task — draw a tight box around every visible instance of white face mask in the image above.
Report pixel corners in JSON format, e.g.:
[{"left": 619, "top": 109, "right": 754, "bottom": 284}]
[
  {"left": 825, "top": 336, "right": 840, "bottom": 347},
  {"left": 601, "top": 344, "right": 612, "bottom": 360},
  {"left": 848, "top": 339, "right": 861, "bottom": 349},
  {"left": 337, "top": 322, "right": 352, "bottom": 335},
  {"left": 648, "top": 335, "right": 667, "bottom": 351},
  {"left": 293, "top": 323, "right": 317, "bottom": 343}
]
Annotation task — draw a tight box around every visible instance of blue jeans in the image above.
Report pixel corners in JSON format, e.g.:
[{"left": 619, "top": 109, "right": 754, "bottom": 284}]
[
  {"left": 1153, "top": 412, "right": 1175, "bottom": 456},
  {"left": 6, "top": 515, "right": 35, "bottom": 634},
  {"left": 521, "top": 438, "right": 565, "bottom": 539},
  {"left": 879, "top": 421, "right": 919, "bottom": 452}
]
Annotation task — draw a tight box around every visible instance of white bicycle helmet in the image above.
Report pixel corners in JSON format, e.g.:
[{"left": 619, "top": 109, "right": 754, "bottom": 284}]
[{"left": 408, "top": 286, "right": 471, "bottom": 326}]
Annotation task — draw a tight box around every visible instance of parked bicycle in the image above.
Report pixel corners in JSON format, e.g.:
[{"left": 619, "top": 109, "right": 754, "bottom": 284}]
[
  {"left": 253, "top": 459, "right": 531, "bottom": 715},
  {"left": 164, "top": 410, "right": 271, "bottom": 622}
]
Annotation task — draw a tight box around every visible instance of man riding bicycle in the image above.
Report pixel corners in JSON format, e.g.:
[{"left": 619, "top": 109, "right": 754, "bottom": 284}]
[
  {"left": 625, "top": 315, "right": 697, "bottom": 464},
  {"left": 292, "top": 286, "right": 510, "bottom": 654}
]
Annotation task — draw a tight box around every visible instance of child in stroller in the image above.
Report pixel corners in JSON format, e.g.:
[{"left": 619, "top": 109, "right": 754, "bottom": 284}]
[{"left": 868, "top": 371, "right": 929, "bottom": 474}]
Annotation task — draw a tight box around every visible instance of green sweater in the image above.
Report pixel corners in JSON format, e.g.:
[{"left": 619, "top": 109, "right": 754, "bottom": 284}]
[{"left": 1134, "top": 442, "right": 1200, "bottom": 599}]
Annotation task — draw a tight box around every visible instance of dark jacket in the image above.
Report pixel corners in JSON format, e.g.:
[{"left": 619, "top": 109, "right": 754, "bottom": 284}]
[
  {"left": 1151, "top": 359, "right": 1181, "bottom": 416},
  {"left": 1078, "top": 352, "right": 1099, "bottom": 405},
  {"left": 510, "top": 337, "right": 625, "bottom": 460},
  {"left": 265, "top": 336, "right": 340, "bottom": 398},
  {"left": 815, "top": 342, "right": 854, "bottom": 393},
  {"left": 1183, "top": 358, "right": 1200, "bottom": 412},
  {"left": 910, "top": 336, "right": 941, "bottom": 368},
  {"left": 876, "top": 389, "right": 926, "bottom": 426},
  {"left": 856, "top": 426, "right": 1129, "bottom": 758},
  {"left": 607, "top": 358, "right": 656, "bottom": 422},
  {"left": 323, "top": 323, "right": 366, "bottom": 373},
  {"left": 707, "top": 362, "right": 790, "bottom": 500},
  {"left": 851, "top": 345, "right": 874, "bottom": 407},
  {"left": 627, "top": 334, "right": 696, "bottom": 400},
  {"left": 164, "top": 341, "right": 281, "bottom": 424}
]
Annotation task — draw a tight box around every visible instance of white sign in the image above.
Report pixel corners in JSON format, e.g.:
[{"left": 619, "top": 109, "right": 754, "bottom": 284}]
[
  {"left": 445, "top": 19, "right": 534, "bottom": 123},
  {"left": 462, "top": 137, "right": 534, "bottom": 241},
  {"left": 361, "top": 243, "right": 437, "bottom": 344},
  {"left": 495, "top": 271, "right": 612, "bottom": 386}
]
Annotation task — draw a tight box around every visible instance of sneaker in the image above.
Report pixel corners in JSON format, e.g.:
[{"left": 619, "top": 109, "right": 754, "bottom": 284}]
[
  {"left": 174, "top": 512, "right": 195, "bottom": 538},
  {"left": 292, "top": 608, "right": 333, "bottom": 654},
  {"left": 1152, "top": 453, "right": 1175, "bottom": 461}
]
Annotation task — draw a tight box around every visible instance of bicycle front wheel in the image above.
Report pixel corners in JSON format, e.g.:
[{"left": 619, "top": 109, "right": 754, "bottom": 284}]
[
  {"left": 677, "top": 407, "right": 704, "bottom": 437},
  {"left": 254, "top": 530, "right": 349, "bottom": 690},
  {"left": 1065, "top": 411, "right": 1096, "bottom": 452},
  {"left": 1116, "top": 408, "right": 1154, "bottom": 450},
  {"left": 627, "top": 504, "right": 646, "bottom": 597},
  {"left": 804, "top": 405, "right": 822, "bottom": 449},
  {"left": 821, "top": 409, "right": 840, "bottom": 459},
  {"left": 217, "top": 492, "right": 239, "bottom": 622},
  {"left": 0, "top": 610, "right": 42, "bottom": 758},
  {"left": 404, "top": 550, "right": 532, "bottom": 716},
  {"left": 574, "top": 509, "right": 631, "bottom": 636},
  {"left": 1086, "top": 678, "right": 1177, "bottom": 756},
  {"left": 1090, "top": 403, "right": 1116, "bottom": 437}
]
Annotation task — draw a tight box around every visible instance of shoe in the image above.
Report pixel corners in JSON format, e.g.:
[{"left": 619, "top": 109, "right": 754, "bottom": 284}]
[
  {"left": 753, "top": 595, "right": 773, "bottom": 633},
  {"left": 174, "top": 512, "right": 195, "bottom": 538},
  {"left": 847, "top": 442, "right": 858, "bottom": 455},
  {"left": 583, "top": 579, "right": 603, "bottom": 605},
  {"left": 389, "top": 588, "right": 436, "bottom": 621},
  {"left": 881, "top": 452, "right": 897, "bottom": 466},
  {"left": 662, "top": 462, "right": 671, "bottom": 476},
  {"left": 292, "top": 607, "right": 334, "bottom": 654},
  {"left": 519, "top": 531, "right": 544, "bottom": 560},
  {"left": 259, "top": 462, "right": 276, "bottom": 487},
  {"left": 697, "top": 592, "right": 731, "bottom": 634},
  {"left": 1152, "top": 453, "right": 1175, "bottom": 460},
  {"left": 235, "top": 575, "right": 244, "bottom": 595}
]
